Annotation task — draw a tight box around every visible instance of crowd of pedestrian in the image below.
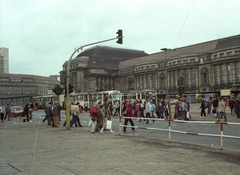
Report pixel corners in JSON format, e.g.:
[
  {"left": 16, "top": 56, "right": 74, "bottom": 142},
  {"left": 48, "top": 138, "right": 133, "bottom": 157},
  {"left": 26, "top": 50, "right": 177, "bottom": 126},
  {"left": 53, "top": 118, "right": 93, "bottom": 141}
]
[{"left": 197, "top": 95, "right": 240, "bottom": 122}]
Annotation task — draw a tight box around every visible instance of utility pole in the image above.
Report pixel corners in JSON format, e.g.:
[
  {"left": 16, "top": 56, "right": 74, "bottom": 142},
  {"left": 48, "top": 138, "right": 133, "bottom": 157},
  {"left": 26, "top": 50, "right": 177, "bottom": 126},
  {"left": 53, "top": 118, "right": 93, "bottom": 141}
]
[
  {"left": 161, "top": 48, "right": 170, "bottom": 100},
  {"left": 65, "top": 30, "right": 123, "bottom": 130}
]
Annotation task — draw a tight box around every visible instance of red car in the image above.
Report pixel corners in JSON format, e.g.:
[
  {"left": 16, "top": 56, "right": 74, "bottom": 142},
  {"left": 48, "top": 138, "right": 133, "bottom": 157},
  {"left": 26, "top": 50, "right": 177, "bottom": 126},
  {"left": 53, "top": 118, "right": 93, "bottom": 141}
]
[{"left": 9, "top": 106, "right": 23, "bottom": 117}]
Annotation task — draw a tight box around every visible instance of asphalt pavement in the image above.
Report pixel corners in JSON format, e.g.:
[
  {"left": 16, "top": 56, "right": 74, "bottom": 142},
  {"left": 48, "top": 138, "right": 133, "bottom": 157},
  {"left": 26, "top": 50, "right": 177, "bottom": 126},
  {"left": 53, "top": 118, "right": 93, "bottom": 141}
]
[{"left": 1, "top": 116, "right": 240, "bottom": 175}]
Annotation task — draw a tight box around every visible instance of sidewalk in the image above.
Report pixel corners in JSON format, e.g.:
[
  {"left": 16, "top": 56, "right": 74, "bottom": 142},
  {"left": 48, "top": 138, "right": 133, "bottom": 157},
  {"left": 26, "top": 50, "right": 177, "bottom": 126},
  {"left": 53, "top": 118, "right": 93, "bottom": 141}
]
[{"left": 1, "top": 119, "right": 240, "bottom": 174}]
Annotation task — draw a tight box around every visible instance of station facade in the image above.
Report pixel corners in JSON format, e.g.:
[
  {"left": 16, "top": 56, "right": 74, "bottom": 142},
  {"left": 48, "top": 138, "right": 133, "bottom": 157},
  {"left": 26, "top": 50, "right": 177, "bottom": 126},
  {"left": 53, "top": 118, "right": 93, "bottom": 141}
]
[{"left": 61, "top": 35, "right": 240, "bottom": 98}]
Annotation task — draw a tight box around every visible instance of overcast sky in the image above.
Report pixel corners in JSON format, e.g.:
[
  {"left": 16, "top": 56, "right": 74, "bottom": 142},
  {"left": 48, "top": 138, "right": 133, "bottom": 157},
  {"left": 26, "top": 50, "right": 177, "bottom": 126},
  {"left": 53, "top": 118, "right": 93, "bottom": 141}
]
[{"left": 1, "top": 0, "right": 239, "bottom": 77}]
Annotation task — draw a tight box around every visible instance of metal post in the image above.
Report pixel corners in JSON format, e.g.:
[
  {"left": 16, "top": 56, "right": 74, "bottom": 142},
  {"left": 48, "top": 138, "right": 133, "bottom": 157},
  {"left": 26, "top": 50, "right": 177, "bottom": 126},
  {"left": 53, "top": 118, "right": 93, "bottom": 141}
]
[
  {"left": 220, "top": 123, "right": 223, "bottom": 150},
  {"left": 161, "top": 48, "right": 169, "bottom": 100}
]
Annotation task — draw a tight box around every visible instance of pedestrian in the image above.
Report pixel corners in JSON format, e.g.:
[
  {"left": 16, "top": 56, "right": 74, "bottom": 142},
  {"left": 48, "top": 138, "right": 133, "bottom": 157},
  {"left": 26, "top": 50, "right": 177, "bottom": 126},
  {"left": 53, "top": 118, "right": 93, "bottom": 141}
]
[
  {"left": 0, "top": 104, "right": 5, "bottom": 122},
  {"left": 52, "top": 102, "right": 61, "bottom": 127},
  {"left": 90, "top": 103, "right": 98, "bottom": 133},
  {"left": 100, "top": 103, "right": 114, "bottom": 134},
  {"left": 122, "top": 99, "right": 126, "bottom": 115},
  {"left": 57, "top": 103, "right": 61, "bottom": 121},
  {"left": 135, "top": 100, "right": 140, "bottom": 121},
  {"left": 84, "top": 100, "right": 88, "bottom": 112},
  {"left": 95, "top": 101, "right": 102, "bottom": 132},
  {"left": 155, "top": 100, "right": 160, "bottom": 118},
  {"left": 123, "top": 103, "right": 136, "bottom": 134},
  {"left": 159, "top": 101, "right": 165, "bottom": 119},
  {"left": 4, "top": 104, "right": 11, "bottom": 121},
  {"left": 206, "top": 97, "right": 212, "bottom": 116},
  {"left": 229, "top": 98, "right": 235, "bottom": 115},
  {"left": 199, "top": 100, "right": 206, "bottom": 118},
  {"left": 113, "top": 100, "right": 120, "bottom": 117},
  {"left": 217, "top": 98, "right": 227, "bottom": 122},
  {"left": 165, "top": 101, "right": 171, "bottom": 119},
  {"left": 181, "top": 100, "right": 188, "bottom": 120},
  {"left": 43, "top": 102, "right": 53, "bottom": 125},
  {"left": 70, "top": 102, "right": 82, "bottom": 127},
  {"left": 139, "top": 100, "right": 145, "bottom": 119},
  {"left": 234, "top": 96, "right": 240, "bottom": 118},
  {"left": 145, "top": 99, "right": 152, "bottom": 124},
  {"left": 213, "top": 97, "right": 218, "bottom": 117},
  {"left": 29, "top": 107, "right": 33, "bottom": 122},
  {"left": 22, "top": 104, "right": 29, "bottom": 122},
  {"left": 133, "top": 100, "right": 137, "bottom": 117},
  {"left": 150, "top": 100, "right": 156, "bottom": 122},
  {"left": 99, "top": 105, "right": 104, "bottom": 130}
]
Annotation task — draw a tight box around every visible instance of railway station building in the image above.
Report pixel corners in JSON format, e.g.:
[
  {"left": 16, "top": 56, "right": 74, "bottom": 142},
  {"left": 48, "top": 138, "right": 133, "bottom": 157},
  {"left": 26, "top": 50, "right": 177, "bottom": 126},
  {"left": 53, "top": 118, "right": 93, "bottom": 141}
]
[{"left": 61, "top": 34, "right": 240, "bottom": 99}]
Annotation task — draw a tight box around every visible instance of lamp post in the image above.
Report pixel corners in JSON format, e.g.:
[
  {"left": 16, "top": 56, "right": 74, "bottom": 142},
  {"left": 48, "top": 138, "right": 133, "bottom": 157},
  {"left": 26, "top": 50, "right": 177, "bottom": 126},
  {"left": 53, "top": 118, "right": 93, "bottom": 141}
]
[{"left": 161, "top": 48, "right": 170, "bottom": 100}]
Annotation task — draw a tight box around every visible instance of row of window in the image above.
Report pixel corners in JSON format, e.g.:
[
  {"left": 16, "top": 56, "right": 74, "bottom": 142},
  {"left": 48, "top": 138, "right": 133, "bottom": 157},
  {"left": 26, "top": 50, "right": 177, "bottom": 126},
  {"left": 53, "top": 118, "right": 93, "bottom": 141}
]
[{"left": 213, "top": 50, "right": 240, "bottom": 59}]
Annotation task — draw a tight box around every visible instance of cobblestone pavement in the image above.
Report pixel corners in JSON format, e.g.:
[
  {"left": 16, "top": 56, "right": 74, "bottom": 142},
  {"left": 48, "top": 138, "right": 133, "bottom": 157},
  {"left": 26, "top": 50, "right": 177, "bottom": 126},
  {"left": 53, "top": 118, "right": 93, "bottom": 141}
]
[{"left": 1, "top": 119, "right": 240, "bottom": 175}]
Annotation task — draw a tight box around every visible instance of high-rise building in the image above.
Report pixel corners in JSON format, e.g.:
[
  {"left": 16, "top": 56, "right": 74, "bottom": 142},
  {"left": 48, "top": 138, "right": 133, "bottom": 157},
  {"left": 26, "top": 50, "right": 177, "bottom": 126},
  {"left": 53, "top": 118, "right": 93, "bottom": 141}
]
[{"left": 0, "top": 47, "right": 9, "bottom": 74}]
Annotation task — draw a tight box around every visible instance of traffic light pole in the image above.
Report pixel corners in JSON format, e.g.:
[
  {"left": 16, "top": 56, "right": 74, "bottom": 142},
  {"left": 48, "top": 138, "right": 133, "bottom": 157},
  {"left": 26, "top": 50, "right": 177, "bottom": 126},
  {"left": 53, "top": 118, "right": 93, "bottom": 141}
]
[{"left": 66, "top": 34, "right": 123, "bottom": 130}]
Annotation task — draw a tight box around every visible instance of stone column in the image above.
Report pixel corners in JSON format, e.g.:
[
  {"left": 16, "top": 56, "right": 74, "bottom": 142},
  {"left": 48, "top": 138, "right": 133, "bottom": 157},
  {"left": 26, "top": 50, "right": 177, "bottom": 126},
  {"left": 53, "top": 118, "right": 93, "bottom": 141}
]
[
  {"left": 189, "top": 69, "right": 192, "bottom": 88},
  {"left": 233, "top": 62, "right": 237, "bottom": 84},
  {"left": 196, "top": 67, "right": 199, "bottom": 89}
]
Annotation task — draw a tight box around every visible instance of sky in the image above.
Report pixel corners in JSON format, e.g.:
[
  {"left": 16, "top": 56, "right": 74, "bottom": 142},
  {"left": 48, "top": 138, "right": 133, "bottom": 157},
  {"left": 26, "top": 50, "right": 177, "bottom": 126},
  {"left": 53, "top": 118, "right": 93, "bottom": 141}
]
[{"left": 0, "top": 0, "right": 240, "bottom": 77}]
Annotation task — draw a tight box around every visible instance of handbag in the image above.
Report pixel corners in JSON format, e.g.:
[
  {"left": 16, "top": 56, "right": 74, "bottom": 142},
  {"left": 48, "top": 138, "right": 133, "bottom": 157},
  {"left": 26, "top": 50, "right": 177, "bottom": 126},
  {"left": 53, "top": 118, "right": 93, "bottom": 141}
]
[
  {"left": 106, "top": 120, "right": 112, "bottom": 129},
  {"left": 212, "top": 108, "right": 216, "bottom": 114},
  {"left": 91, "top": 115, "right": 96, "bottom": 121},
  {"left": 186, "top": 112, "right": 190, "bottom": 119}
]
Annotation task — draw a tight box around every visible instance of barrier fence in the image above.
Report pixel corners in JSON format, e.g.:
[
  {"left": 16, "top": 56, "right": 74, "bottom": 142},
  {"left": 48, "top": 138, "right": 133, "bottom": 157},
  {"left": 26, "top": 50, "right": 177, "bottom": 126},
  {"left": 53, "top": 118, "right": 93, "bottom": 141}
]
[{"left": 119, "top": 116, "right": 240, "bottom": 149}]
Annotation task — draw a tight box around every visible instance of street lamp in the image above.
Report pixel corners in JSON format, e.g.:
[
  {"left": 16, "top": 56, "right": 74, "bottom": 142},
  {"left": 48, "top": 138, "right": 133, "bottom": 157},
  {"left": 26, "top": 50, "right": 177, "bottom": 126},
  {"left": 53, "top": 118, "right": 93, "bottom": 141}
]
[{"left": 161, "top": 48, "right": 170, "bottom": 100}]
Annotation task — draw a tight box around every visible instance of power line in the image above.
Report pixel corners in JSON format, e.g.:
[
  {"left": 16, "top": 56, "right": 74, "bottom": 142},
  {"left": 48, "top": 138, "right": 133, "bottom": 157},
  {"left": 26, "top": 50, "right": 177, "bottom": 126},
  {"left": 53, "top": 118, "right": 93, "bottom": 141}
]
[{"left": 174, "top": 0, "right": 195, "bottom": 48}]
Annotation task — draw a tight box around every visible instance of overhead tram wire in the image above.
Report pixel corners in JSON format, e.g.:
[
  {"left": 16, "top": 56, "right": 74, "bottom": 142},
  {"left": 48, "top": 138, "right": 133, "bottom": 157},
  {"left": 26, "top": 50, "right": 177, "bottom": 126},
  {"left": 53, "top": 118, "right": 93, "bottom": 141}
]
[{"left": 173, "top": 0, "right": 195, "bottom": 48}]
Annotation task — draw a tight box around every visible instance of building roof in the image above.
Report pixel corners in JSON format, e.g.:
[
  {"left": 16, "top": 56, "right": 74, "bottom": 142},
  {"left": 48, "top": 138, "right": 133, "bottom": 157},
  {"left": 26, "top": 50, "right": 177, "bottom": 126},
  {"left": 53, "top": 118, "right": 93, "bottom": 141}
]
[
  {"left": 63, "top": 46, "right": 148, "bottom": 70},
  {"left": 118, "top": 34, "right": 240, "bottom": 69}
]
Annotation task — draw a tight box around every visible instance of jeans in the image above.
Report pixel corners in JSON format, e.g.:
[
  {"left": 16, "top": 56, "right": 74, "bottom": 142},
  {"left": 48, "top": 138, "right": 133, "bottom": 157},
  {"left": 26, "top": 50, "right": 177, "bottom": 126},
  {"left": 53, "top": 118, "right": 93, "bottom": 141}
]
[
  {"left": 218, "top": 112, "right": 227, "bottom": 120},
  {"left": 4, "top": 113, "right": 10, "bottom": 120},
  {"left": 182, "top": 111, "right": 186, "bottom": 120},
  {"left": 146, "top": 112, "right": 151, "bottom": 123},
  {"left": 208, "top": 105, "right": 211, "bottom": 115},
  {"left": 70, "top": 115, "right": 82, "bottom": 127},
  {"left": 159, "top": 112, "right": 164, "bottom": 119}
]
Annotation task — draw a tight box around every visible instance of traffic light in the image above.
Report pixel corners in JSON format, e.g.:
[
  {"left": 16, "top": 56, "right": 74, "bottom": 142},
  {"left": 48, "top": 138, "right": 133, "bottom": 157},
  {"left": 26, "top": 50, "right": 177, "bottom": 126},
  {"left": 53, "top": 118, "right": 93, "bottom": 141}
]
[
  {"left": 116, "top": 29, "right": 123, "bottom": 44},
  {"left": 52, "top": 84, "right": 64, "bottom": 96},
  {"left": 65, "top": 84, "right": 74, "bottom": 97}
]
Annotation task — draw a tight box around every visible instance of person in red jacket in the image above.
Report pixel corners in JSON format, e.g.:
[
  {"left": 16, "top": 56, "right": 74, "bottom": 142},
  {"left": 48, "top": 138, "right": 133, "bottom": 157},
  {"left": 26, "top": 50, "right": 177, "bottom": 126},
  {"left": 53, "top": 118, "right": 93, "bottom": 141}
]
[
  {"left": 123, "top": 103, "right": 136, "bottom": 134},
  {"left": 90, "top": 103, "right": 98, "bottom": 133}
]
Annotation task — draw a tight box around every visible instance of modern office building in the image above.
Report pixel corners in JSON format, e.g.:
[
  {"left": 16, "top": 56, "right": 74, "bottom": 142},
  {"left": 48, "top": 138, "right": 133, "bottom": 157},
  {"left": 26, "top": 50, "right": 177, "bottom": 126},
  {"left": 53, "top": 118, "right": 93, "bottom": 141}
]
[{"left": 0, "top": 47, "right": 9, "bottom": 74}]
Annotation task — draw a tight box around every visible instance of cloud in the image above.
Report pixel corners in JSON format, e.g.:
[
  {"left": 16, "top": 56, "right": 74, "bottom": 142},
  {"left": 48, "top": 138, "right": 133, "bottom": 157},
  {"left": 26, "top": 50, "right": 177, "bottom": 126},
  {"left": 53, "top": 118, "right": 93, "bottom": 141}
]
[{"left": 0, "top": 0, "right": 240, "bottom": 77}]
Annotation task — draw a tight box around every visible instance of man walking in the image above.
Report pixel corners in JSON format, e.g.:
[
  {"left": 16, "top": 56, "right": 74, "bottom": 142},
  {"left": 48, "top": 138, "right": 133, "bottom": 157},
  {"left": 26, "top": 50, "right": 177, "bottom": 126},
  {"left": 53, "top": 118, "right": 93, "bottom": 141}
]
[
  {"left": 70, "top": 102, "right": 82, "bottom": 127},
  {"left": 53, "top": 102, "right": 60, "bottom": 127},
  {"left": 145, "top": 99, "right": 152, "bottom": 124},
  {"left": 44, "top": 102, "right": 53, "bottom": 125},
  {"left": 0, "top": 104, "right": 5, "bottom": 122},
  {"left": 84, "top": 100, "right": 88, "bottom": 112},
  {"left": 234, "top": 96, "right": 240, "bottom": 118},
  {"left": 4, "top": 104, "right": 11, "bottom": 121}
]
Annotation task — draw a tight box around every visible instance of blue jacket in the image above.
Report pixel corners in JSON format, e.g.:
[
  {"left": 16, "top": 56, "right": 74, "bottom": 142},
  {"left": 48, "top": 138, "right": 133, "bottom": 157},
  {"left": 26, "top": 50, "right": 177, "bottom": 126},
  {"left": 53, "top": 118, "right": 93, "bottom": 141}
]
[
  {"left": 151, "top": 104, "right": 156, "bottom": 112},
  {"left": 234, "top": 99, "right": 240, "bottom": 111}
]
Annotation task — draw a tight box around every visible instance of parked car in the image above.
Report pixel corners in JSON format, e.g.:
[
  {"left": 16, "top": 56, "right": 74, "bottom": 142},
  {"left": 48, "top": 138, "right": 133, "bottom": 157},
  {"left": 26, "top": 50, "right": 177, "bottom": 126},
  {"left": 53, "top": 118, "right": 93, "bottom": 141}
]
[{"left": 9, "top": 106, "right": 23, "bottom": 117}]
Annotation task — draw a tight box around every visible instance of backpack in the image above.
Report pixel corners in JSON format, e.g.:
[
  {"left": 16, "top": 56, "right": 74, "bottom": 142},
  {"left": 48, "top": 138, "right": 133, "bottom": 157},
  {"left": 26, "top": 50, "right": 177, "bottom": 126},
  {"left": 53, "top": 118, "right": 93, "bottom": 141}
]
[{"left": 140, "top": 103, "right": 144, "bottom": 109}]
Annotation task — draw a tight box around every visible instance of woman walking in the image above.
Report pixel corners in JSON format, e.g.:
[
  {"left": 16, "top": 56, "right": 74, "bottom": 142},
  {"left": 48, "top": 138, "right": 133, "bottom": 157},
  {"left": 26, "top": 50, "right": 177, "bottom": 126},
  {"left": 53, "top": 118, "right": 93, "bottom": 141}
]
[
  {"left": 199, "top": 100, "right": 206, "bottom": 118},
  {"left": 123, "top": 103, "right": 136, "bottom": 134},
  {"left": 90, "top": 103, "right": 98, "bottom": 133},
  {"left": 100, "top": 103, "right": 114, "bottom": 134}
]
